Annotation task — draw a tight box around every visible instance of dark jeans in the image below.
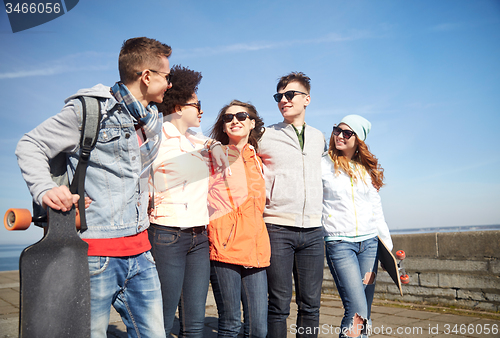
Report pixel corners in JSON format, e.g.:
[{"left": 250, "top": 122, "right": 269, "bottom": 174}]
[
  {"left": 148, "top": 224, "right": 210, "bottom": 338},
  {"left": 210, "top": 261, "right": 268, "bottom": 337},
  {"left": 265, "top": 224, "right": 324, "bottom": 338}
]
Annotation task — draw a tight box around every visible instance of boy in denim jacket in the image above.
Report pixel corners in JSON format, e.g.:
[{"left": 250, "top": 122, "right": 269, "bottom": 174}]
[{"left": 16, "top": 37, "right": 172, "bottom": 338}]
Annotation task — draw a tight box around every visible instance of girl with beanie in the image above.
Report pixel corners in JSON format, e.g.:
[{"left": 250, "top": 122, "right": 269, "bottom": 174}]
[{"left": 322, "top": 114, "right": 392, "bottom": 338}]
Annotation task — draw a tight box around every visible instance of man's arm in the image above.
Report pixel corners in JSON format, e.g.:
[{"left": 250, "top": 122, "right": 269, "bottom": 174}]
[
  {"left": 42, "top": 185, "right": 80, "bottom": 212},
  {"left": 16, "top": 99, "right": 81, "bottom": 208}
]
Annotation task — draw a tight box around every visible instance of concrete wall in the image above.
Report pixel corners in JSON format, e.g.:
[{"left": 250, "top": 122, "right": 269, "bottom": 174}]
[{"left": 321, "top": 231, "right": 500, "bottom": 312}]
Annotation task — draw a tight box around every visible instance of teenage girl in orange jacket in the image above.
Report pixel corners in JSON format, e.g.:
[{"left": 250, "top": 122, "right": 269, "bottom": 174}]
[{"left": 208, "top": 100, "right": 270, "bottom": 338}]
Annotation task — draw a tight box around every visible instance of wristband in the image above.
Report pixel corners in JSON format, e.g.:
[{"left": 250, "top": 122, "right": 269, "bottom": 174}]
[{"left": 209, "top": 141, "right": 222, "bottom": 151}]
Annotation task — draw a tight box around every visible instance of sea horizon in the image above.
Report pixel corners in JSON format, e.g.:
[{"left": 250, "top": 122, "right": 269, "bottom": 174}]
[
  {"left": 1, "top": 224, "right": 499, "bottom": 272},
  {"left": 0, "top": 244, "right": 26, "bottom": 272}
]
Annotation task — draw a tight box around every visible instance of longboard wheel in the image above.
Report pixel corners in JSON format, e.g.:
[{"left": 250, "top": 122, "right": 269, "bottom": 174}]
[
  {"left": 400, "top": 274, "right": 410, "bottom": 284},
  {"left": 4, "top": 208, "right": 32, "bottom": 231},
  {"left": 396, "top": 250, "right": 406, "bottom": 260}
]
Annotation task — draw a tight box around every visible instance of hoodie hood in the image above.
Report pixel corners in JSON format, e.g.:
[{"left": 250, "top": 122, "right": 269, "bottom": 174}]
[{"left": 65, "top": 84, "right": 112, "bottom": 103}]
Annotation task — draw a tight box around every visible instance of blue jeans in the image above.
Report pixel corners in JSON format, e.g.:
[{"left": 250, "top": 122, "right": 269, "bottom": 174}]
[
  {"left": 325, "top": 237, "right": 379, "bottom": 338},
  {"left": 88, "top": 251, "right": 165, "bottom": 338},
  {"left": 148, "top": 224, "right": 210, "bottom": 338},
  {"left": 265, "top": 224, "right": 324, "bottom": 338},
  {"left": 210, "top": 261, "right": 268, "bottom": 338}
]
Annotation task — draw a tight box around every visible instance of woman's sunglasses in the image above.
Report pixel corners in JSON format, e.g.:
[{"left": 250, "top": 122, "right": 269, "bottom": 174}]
[
  {"left": 273, "top": 90, "right": 308, "bottom": 102},
  {"left": 333, "top": 126, "right": 356, "bottom": 139},
  {"left": 222, "top": 112, "right": 250, "bottom": 123},
  {"left": 181, "top": 101, "right": 201, "bottom": 113}
]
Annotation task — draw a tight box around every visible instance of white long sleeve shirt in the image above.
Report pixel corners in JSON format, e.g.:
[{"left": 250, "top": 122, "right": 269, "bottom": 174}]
[
  {"left": 148, "top": 122, "right": 209, "bottom": 228},
  {"left": 321, "top": 154, "right": 393, "bottom": 250}
]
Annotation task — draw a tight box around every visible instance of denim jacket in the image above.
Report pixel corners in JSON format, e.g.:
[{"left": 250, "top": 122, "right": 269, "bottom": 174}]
[{"left": 16, "top": 84, "right": 160, "bottom": 239}]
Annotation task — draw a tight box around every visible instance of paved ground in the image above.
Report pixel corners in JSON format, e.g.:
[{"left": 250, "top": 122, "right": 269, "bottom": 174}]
[{"left": 1, "top": 270, "right": 499, "bottom": 337}]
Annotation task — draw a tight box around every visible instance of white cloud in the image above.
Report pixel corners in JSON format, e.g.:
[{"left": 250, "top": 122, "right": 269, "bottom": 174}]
[
  {"left": 0, "top": 29, "right": 378, "bottom": 78},
  {"left": 182, "top": 41, "right": 280, "bottom": 57},
  {"left": 0, "top": 51, "right": 114, "bottom": 79},
  {"left": 175, "top": 30, "right": 377, "bottom": 58},
  {"left": 430, "top": 23, "right": 462, "bottom": 32},
  {"left": 0, "top": 66, "right": 67, "bottom": 79}
]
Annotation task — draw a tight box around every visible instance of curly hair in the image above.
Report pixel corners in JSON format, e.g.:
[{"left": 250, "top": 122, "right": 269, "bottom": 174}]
[
  {"left": 276, "top": 71, "right": 311, "bottom": 93},
  {"left": 156, "top": 65, "right": 202, "bottom": 115},
  {"left": 119, "top": 37, "right": 172, "bottom": 84},
  {"left": 327, "top": 132, "right": 385, "bottom": 190},
  {"left": 209, "top": 100, "right": 265, "bottom": 152}
]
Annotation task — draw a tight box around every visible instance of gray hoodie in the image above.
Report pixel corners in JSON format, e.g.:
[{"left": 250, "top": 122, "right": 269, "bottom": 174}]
[
  {"left": 258, "top": 122, "right": 326, "bottom": 228},
  {"left": 16, "top": 84, "right": 112, "bottom": 207},
  {"left": 16, "top": 84, "right": 153, "bottom": 239}
]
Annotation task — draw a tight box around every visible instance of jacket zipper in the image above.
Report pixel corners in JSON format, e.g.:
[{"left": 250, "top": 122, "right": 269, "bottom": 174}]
[
  {"left": 223, "top": 223, "right": 235, "bottom": 249},
  {"left": 301, "top": 148, "right": 306, "bottom": 226},
  {"left": 154, "top": 179, "right": 187, "bottom": 193},
  {"left": 256, "top": 239, "right": 261, "bottom": 267},
  {"left": 351, "top": 176, "right": 359, "bottom": 236},
  {"left": 163, "top": 202, "right": 188, "bottom": 209}
]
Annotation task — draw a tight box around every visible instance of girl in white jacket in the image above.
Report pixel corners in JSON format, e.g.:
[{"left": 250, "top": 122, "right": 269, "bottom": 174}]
[{"left": 322, "top": 115, "right": 392, "bottom": 338}]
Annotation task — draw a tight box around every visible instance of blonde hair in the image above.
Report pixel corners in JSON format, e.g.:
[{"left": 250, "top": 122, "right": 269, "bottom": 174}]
[{"left": 327, "top": 132, "right": 385, "bottom": 190}]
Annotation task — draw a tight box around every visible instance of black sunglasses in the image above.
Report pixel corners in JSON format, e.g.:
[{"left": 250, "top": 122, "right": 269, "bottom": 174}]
[
  {"left": 333, "top": 126, "right": 356, "bottom": 139},
  {"left": 136, "top": 69, "right": 171, "bottom": 84},
  {"left": 181, "top": 101, "right": 201, "bottom": 113},
  {"left": 222, "top": 112, "right": 250, "bottom": 123},
  {"left": 273, "top": 90, "right": 308, "bottom": 102}
]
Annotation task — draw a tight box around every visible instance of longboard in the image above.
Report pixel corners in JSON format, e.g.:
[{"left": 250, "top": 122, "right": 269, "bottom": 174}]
[
  {"left": 4, "top": 207, "right": 90, "bottom": 338},
  {"left": 377, "top": 236, "right": 406, "bottom": 296}
]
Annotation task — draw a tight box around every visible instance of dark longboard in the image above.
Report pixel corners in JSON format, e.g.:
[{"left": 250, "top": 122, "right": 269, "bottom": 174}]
[
  {"left": 377, "top": 236, "right": 403, "bottom": 296},
  {"left": 18, "top": 207, "right": 90, "bottom": 338}
]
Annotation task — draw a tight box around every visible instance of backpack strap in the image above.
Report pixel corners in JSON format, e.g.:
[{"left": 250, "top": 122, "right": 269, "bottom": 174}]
[{"left": 69, "top": 96, "right": 101, "bottom": 232}]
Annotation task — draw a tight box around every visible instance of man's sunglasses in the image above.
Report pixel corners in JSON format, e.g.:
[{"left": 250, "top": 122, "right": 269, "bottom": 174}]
[
  {"left": 136, "top": 69, "right": 171, "bottom": 84},
  {"left": 273, "top": 90, "right": 308, "bottom": 102},
  {"left": 222, "top": 112, "right": 250, "bottom": 123},
  {"left": 333, "top": 126, "right": 356, "bottom": 139},
  {"left": 181, "top": 101, "right": 202, "bottom": 113}
]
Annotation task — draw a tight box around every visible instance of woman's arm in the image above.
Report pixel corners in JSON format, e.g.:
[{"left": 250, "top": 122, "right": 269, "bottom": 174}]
[{"left": 370, "top": 184, "right": 393, "bottom": 250}]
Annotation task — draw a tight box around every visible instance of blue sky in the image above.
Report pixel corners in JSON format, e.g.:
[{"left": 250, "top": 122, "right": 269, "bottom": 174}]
[{"left": 1, "top": 0, "right": 499, "bottom": 245}]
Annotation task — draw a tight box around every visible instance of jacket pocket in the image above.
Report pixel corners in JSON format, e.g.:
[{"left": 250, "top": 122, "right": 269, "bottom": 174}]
[
  {"left": 154, "top": 228, "right": 180, "bottom": 246},
  {"left": 268, "top": 174, "right": 295, "bottom": 206},
  {"left": 88, "top": 256, "right": 109, "bottom": 276},
  {"left": 93, "top": 127, "right": 121, "bottom": 165},
  {"left": 153, "top": 202, "right": 188, "bottom": 218},
  {"left": 266, "top": 223, "right": 286, "bottom": 233}
]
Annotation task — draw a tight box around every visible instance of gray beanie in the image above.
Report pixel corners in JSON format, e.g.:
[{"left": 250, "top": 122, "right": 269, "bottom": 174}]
[{"left": 339, "top": 114, "right": 371, "bottom": 141}]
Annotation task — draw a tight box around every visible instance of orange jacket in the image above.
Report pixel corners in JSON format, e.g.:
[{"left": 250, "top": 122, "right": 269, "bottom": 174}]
[{"left": 207, "top": 144, "right": 270, "bottom": 268}]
